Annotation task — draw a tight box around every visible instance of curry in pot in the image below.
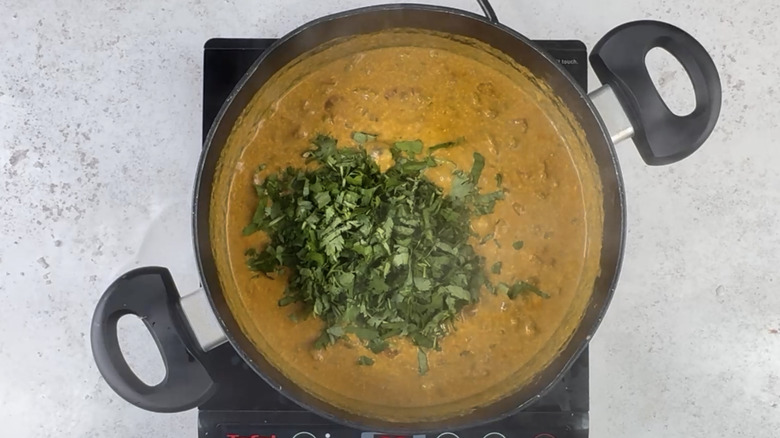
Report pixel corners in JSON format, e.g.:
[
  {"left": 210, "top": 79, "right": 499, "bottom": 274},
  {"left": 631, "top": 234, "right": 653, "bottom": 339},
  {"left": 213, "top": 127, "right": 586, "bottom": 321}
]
[{"left": 209, "top": 30, "right": 603, "bottom": 422}]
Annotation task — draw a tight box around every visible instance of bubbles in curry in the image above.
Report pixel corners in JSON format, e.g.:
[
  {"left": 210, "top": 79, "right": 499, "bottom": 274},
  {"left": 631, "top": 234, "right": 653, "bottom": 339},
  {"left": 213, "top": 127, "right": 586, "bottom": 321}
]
[{"left": 210, "top": 30, "right": 603, "bottom": 422}]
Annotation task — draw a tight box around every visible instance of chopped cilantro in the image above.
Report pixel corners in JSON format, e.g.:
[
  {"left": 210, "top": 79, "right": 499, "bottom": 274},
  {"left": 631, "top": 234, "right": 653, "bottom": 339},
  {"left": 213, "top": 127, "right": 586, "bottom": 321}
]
[
  {"left": 428, "top": 137, "right": 465, "bottom": 153},
  {"left": 479, "top": 233, "right": 494, "bottom": 245},
  {"left": 392, "top": 139, "right": 423, "bottom": 156},
  {"left": 470, "top": 152, "right": 485, "bottom": 183},
  {"left": 417, "top": 348, "right": 429, "bottom": 376},
  {"left": 507, "top": 280, "right": 551, "bottom": 299},
  {"left": 357, "top": 356, "right": 375, "bottom": 366},
  {"left": 244, "top": 134, "right": 538, "bottom": 373},
  {"left": 352, "top": 131, "right": 377, "bottom": 144}
]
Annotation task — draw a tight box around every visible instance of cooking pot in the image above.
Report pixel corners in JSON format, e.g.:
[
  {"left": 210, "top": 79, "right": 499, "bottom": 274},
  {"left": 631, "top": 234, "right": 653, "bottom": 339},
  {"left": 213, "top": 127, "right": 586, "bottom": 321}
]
[{"left": 91, "top": 0, "right": 721, "bottom": 432}]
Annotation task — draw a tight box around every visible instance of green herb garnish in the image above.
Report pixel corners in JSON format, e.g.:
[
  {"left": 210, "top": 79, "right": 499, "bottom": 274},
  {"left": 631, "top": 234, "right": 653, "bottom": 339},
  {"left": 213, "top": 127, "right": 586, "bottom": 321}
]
[
  {"left": 428, "top": 136, "right": 465, "bottom": 153},
  {"left": 351, "top": 131, "right": 377, "bottom": 144},
  {"left": 367, "top": 338, "right": 389, "bottom": 354},
  {"left": 470, "top": 152, "right": 485, "bottom": 182},
  {"left": 491, "top": 261, "right": 502, "bottom": 274},
  {"left": 479, "top": 233, "right": 494, "bottom": 245},
  {"left": 513, "top": 240, "right": 524, "bottom": 250},
  {"left": 507, "top": 280, "right": 551, "bottom": 299},
  {"left": 449, "top": 152, "right": 505, "bottom": 216},
  {"left": 357, "top": 356, "right": 375, "bottom": 366},
  {"left": 392, "top": 139, "right": 423, "bottom": 156},
  {"left": 417, "top": 348, "right": 429, "bottom": 376},
  {"left": 244, "top": 134, "right": 539, "bottom": 373}
]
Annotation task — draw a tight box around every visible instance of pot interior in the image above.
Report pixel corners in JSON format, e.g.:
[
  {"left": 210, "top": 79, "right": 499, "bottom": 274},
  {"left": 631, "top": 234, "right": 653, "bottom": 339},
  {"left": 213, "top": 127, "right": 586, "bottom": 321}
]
[{"left": 204, "top": 23, "right": 606, "bottom": 426}]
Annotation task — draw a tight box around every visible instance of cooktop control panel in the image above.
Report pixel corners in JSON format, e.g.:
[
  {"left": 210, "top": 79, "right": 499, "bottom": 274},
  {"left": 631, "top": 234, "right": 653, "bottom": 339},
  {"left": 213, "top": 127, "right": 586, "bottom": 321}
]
[
  {"left": 215, "top": 428, "right": 584, "bottom": 438},
  {"left": 201, "top": 405, "right": 588, "bottom": 438}
]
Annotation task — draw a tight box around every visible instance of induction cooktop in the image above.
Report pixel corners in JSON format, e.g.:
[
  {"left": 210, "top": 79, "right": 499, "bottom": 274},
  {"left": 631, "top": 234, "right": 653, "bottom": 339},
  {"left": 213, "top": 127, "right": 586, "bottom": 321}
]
[{"left": 199, "top": 37, "right": 590, "bottom": 438}]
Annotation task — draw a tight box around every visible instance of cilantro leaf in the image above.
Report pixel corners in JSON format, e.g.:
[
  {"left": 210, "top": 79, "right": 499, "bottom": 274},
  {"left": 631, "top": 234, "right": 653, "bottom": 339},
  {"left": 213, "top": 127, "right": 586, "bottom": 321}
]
[
  {"left": 392, "top": 140, "right": 423, "bottom": 155},
  {"left": 352, "top": 131, "right": 377, "bottom": 144},
  {"left": 449, "top": 170, "right": 474, "bottom": 203},
  {"left": 428, "top": 137, "right": 464, "bottom": 153},
  {"left": 507, "top": 281, "right": 551, "bottom": 299},
  {"left": 346, "top": 326, "right": 380, "bottom": 341},
  {"left": 367, "top": 338, "right": 389, "bottom": 353},
  {"left": 470, "top": 152, "right": 485, "bottom": 184},
  {"left": 357, "top": 355, "right": 375, "bottom": 366},
  {"left": 474, "top": 190, "right": 505, "bottom": 216},
  {"left": 417, "top": 348, "right": 429, "bottom": 376},
  {"left": 444, "top": 285, "right": 472, "bottom": 301},
  {"left": 479, "top": 233, "right": 494, "bottom": 245}
]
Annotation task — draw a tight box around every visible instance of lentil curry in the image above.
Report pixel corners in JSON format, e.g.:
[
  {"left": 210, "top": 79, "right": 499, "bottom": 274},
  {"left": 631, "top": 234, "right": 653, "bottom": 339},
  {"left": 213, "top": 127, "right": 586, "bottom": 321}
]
[{"left": 209, "top": 30, "right": 604, "bottom": 422}]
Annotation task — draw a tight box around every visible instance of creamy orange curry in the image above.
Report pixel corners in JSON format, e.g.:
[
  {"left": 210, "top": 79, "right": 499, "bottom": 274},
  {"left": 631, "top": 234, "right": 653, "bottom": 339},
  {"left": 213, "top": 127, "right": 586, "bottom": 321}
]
[{"left": 210, "top": 30, "right": 603, "bottom": 422}]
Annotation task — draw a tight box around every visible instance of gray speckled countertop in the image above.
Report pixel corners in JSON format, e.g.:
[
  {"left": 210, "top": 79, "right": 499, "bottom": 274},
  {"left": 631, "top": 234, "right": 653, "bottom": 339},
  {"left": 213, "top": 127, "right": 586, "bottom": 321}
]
[{"left": 1, "top": 0, "right": 778, "bottom": 436}]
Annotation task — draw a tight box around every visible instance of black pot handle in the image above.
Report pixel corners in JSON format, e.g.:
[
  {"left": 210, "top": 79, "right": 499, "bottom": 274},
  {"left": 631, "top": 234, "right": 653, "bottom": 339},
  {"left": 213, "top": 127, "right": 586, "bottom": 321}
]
[
  {"left": 90, "top": 266, "right": 216, "bottom": 412},
  {"left": 590, "top": 20, "right": 722, "bottom": 165}
]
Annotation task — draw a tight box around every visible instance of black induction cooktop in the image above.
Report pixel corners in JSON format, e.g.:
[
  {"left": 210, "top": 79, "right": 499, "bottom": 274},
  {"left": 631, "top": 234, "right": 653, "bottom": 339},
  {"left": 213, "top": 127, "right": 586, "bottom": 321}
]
[{"left": 200, "top": 38, "right": 589, "bottom": 438}]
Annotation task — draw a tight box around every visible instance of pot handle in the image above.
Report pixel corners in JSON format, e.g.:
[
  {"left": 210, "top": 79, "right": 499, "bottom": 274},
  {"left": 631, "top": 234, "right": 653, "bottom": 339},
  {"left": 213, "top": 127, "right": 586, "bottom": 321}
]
[
  {"left": 90, "top": 266, "right": 216, "bottom": 412},
  {"left": 590, "top": 20, "right": 721, "bottom": 165}
]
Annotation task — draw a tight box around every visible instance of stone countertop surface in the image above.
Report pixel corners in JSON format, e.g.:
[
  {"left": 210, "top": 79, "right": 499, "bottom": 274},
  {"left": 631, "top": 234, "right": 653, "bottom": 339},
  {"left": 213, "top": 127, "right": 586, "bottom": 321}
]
[{"left": 1, "top": 0, "right": 778, "bottom": 436}]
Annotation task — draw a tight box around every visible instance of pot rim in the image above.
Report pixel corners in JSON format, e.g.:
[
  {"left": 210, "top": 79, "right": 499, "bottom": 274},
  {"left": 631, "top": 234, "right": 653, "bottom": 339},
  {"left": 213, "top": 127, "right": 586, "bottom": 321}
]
[{"left": 193, "top": 3, "right": 625, "bottom": 432}]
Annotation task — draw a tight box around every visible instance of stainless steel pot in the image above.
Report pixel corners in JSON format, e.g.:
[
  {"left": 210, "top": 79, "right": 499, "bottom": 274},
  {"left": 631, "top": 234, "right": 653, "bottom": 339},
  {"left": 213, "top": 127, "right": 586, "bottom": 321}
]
[{"left": 91, "top": 0, "right": 720, "bottom": 432}]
